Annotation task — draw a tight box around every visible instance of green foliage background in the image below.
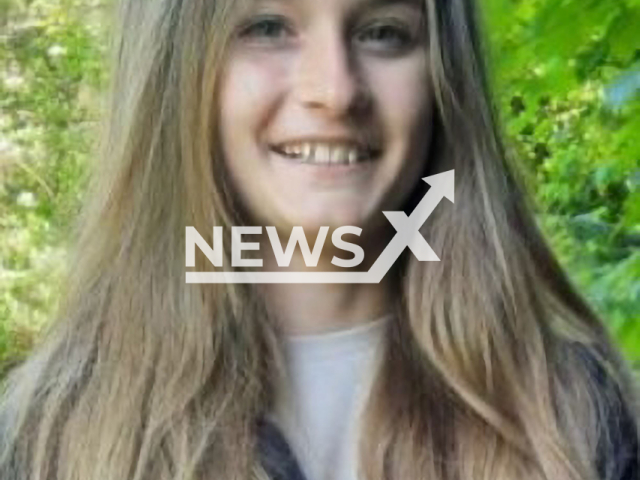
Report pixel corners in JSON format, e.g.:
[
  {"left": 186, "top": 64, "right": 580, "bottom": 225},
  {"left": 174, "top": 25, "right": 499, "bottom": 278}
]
[{"left": 0, "top": 0, "right": 639, "bottom": 378}]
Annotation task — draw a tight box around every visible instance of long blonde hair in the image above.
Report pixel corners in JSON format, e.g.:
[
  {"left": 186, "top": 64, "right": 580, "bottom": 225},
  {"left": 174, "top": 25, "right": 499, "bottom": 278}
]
[{"left": 0, "top": 0, "right": 637, "bottom": 479}]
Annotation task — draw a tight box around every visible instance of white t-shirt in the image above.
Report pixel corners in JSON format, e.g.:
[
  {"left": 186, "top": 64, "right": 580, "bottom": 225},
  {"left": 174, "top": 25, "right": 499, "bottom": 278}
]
[{"left": 268, "top": 315, "right": 390, "bottom": 480}]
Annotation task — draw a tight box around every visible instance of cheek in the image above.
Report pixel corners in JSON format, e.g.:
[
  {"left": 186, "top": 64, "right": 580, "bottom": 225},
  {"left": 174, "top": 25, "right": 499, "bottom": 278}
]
[
  {"left": 363, "top": 56, "right": 433, "bottom": 210},
  {"left": 217, "top": 54, "right": 291, "bottom": 222},
  {"left": 219, "top": 54, "right": 288, "bottom": 143},
  {"left": 365, "top": 57, "right": 432, "bottom": 139}
]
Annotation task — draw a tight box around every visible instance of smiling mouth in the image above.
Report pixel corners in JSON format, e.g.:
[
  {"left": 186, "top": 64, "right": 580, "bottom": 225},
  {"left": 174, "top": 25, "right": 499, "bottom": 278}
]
[{"left": 270, "top": 142, "right": 381, "bottom": 166}]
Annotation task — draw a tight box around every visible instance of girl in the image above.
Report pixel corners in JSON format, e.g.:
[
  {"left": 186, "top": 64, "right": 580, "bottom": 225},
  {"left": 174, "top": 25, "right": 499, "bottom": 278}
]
[{"left": 0, "top": 0, "right": 638, "bottom": 479}]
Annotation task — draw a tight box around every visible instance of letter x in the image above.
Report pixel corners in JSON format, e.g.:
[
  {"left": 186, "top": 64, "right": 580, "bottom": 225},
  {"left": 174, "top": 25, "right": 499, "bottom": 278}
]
[{"left": 383, "top": 211, "right": 439, "bottom": 261}]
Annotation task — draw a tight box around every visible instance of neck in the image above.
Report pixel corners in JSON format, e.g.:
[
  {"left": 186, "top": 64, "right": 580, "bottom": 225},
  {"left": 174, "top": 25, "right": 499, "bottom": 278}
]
[{"left": 259, "top": 280, "right": 393, "bottom": 336}]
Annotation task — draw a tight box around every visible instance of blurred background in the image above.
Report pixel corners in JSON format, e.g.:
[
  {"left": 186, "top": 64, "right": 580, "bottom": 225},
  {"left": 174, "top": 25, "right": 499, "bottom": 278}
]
[{"left": 0, "top": 0, "right": 639, "bottom": 379}]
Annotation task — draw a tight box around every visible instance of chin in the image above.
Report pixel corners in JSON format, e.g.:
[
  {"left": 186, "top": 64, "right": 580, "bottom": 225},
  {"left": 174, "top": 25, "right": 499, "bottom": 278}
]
[{"left": 288, "top": 205, "right": 370, "bottom": 230}]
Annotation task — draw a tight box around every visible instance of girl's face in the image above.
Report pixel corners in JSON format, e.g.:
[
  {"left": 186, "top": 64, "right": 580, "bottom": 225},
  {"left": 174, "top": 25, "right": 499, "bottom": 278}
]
[{"left": 219, "top": 0, "right": 434, "bottom": 236}]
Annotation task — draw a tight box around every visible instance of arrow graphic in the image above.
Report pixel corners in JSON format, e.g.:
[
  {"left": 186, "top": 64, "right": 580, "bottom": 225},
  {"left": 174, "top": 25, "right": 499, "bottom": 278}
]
[{"left": 186, "top": 169, "right": 454, "bottom": 283}]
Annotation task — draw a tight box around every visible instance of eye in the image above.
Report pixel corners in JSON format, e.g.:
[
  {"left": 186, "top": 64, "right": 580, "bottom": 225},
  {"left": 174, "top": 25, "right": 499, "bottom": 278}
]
[
  {"left": 355, "top": 22, "right": 416, "bottom": 53},
  {"left": 237, "top": 15, "right": 295, "bottom": 44}
]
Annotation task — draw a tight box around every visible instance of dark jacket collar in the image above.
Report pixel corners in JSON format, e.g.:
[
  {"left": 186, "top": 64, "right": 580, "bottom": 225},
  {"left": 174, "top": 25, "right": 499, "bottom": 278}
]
[
  {"left": 256, "top": 417, "right": 308, "bottom": 480},
  {"left": 254, "top": 409, "right": 638, "bottom": 480}
]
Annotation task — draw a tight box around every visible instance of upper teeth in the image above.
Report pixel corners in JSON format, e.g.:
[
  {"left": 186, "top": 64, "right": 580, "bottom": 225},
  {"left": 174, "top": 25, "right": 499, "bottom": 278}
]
[{"left": 276, "top": 142, "right": 371, "bottom": 164}]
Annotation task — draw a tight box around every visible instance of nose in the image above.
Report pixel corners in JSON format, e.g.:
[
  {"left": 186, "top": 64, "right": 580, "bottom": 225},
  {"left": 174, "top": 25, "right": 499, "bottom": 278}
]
[{"left": 292, "top": 25, "right": 366, "bottom": 117}]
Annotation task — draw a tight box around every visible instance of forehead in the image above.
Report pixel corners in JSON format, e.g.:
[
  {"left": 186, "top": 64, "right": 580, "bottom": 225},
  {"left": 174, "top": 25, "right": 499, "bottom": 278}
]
[{"left": 249, "top": 0, "right": 424, "bottom": 14}]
